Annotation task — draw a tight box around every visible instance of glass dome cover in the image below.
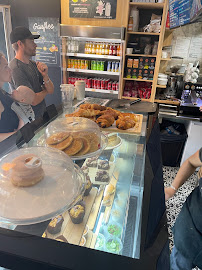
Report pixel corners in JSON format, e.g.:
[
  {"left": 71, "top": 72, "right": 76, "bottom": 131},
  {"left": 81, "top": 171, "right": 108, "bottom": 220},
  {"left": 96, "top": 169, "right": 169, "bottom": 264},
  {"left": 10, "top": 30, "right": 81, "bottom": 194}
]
[
  {"left": 43, "top": 117, "right": 107, "bottom": 160},
  {"left": 0, "top": 147, "right": 86, "bottom": 225}
]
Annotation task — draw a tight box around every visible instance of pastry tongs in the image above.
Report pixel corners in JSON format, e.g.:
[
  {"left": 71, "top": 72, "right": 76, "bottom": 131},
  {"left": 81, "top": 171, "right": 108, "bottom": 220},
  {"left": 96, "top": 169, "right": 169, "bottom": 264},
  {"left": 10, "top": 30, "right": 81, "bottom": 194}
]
[{"left": 116, "top": 98, "right": 141, "bottom": 108}]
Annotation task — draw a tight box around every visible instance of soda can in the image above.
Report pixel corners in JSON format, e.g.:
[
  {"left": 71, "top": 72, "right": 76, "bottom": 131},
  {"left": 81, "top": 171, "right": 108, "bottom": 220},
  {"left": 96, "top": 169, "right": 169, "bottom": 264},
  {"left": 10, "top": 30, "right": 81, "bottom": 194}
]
[
  {"left": 115, "top": 62, "right": 119, "bottom": 73},
  {"left": 101, "top": 80, "right": 105, "bottom": 90},
  {"left": 74, "top": 59, "right": 78, "bottom": 69},
  {"left": 67, "top": 59, "right": 71, "bottom": 68},
  {"left": 97, "top": 79, "right": 101, "bottom": 89},
  {"left": 112, "top": 81, "right": 116, "bottom": 91},
  {"left": 70, "top": 59, "right": 75, "bottom": 68},
  {"left": 72, "top": 77, "right": 76, "bottom": 85},
  {"left": 87, "top": 78, "right": 92, "bottom": 88},
  {"left": 105, "top": 79, "right": 110, "bottom": 89},
  {"left": 107, "top": 61, "right": 111, "bottom": 72},
  {"left": 77, "top": 59, "right": 81, "bottom": 69},
  {"left": 97, "top": 61, "right": 101, "bottom": 71},
  {"left": 112, "top": 62, "right": 116, "bottom": 72},
  {"left": 84, "top": 60, "right": 88, "bottom": 70},
  {"left": 108, "top": 81, "right": 112, "bottom": 90},
  {"left": 100, "top": 61, "right": 105, "bottom": 71},
  {"left": 92, "top": 78, "right": 96, "bottom": 89},
  {"left": 91, "top": 60, "right": 95, "bottom": 70},
  {"left": 116, "top": 82, "right": 119, "bottom": 91},
  {"left": 81, "top": 60, "right": 85, "bottom": 69}
]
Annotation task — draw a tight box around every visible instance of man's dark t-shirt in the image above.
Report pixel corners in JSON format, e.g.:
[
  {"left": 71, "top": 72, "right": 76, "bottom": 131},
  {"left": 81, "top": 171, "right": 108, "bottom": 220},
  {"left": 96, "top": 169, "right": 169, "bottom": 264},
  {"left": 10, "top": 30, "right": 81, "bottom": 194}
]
[
  {"left": 9, "top": 58, "right": 46, "bottom": 119},
  {"left": 0, "top": 89, "right": 19, "bottom": 133},
  {"left": 173, "top": 148, "right": 202, "bottom": 268}
]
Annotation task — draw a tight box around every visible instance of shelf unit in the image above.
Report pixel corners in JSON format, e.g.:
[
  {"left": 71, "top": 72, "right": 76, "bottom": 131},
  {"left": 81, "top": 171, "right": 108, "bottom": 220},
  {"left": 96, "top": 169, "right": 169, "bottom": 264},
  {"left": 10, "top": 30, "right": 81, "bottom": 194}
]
[
  {"left": 60, "top": 25, "right": 125, "bottom": 97},
  {"left": 120, "top": 0, "right": 169, "bottom": 102},
  {"left": 155, "top": 99, "right": 180, "bottom": 105}
]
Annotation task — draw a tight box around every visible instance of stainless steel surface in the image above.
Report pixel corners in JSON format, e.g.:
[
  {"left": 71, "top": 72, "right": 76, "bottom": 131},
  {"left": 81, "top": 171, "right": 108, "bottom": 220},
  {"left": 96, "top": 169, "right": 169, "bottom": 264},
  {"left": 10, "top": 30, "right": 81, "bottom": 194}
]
[{"left": 60, "top": 25, "right": 125, "bottom": 40}]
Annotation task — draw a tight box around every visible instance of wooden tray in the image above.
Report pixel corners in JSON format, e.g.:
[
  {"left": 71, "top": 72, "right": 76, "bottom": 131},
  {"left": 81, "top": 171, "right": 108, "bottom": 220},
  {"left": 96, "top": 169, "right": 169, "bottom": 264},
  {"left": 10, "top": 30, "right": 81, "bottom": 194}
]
[
  {"left": 87, "top": 189, "right": 104, "bottom": 231},
  {"left": 45, "top": 187, "right": 98, "bottom": 245},
  {"left": 101, "top": 114, "right": 143, "bottom": 134}
]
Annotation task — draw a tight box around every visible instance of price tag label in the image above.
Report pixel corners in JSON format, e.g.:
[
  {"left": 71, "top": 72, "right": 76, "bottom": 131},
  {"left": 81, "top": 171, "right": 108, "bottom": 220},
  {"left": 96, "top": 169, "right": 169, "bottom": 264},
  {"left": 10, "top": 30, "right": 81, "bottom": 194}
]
[
  {"left": 92, "top": 89, "right": 96, "bottom": 92},
  {"left": 75, "top": 69, "right": 79, "bottom": 72},
  {"left": 74, "top": 53, "right": 77, "bottom": 56},
  {"left": 110, "top": 90, "right": 114, "bottom": 94}
]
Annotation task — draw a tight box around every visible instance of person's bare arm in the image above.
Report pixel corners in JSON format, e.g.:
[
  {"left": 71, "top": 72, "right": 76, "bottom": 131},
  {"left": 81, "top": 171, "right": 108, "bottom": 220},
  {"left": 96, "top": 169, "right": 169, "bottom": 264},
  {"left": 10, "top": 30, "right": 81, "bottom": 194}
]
[
  {"left": 165, "top": 150, "right": 202, "bottom": 200},
  {"left": 37, "top": 62, "right": 54, "bottom": 94},
  {"left": 0, "top": 116, "right": 24, "bottom": 142},
  {"left": 31, "top": 89, "right": 48, "bottom": 106}
]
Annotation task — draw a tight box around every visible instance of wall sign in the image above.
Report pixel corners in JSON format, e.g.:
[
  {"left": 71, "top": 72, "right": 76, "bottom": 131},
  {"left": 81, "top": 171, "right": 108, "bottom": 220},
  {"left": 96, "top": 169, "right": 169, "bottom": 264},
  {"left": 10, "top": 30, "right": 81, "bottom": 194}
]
[
  {"left": 28, "top": 17, "right": 60, "bottom": 67},
  {"left": 69, "top": 0, "right": 117, "bottom": 19}
]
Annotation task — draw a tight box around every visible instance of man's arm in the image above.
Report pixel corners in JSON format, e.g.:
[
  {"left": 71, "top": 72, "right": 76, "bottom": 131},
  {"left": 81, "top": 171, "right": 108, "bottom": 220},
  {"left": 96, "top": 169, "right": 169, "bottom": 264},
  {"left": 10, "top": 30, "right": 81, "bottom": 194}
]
[
  {"left": 165, "top": 149, "right": 202, "bottom": 200},
  {"left": 37, "top": 62, "right": 54, "bottom": 94},
  {"left": 31, "top": 89, "right": 48, "bottom": 106}
]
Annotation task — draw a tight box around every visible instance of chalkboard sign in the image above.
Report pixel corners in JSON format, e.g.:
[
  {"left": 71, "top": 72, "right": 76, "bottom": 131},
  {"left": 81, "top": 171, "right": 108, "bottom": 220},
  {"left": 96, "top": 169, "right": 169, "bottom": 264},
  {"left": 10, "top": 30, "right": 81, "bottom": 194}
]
[
  {"left": 28, "top": 17, "right": 60, "bottom": 67},
  {"left": 69, "top": 0, "right": 117, "bottom": 19}
]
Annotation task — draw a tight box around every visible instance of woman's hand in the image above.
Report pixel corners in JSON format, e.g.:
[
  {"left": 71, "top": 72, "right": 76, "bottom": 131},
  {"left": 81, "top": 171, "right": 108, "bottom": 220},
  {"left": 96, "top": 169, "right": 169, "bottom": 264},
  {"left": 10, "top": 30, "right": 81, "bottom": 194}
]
[{"left": 165, "top": 187, "right": 176, "bottom": 201}]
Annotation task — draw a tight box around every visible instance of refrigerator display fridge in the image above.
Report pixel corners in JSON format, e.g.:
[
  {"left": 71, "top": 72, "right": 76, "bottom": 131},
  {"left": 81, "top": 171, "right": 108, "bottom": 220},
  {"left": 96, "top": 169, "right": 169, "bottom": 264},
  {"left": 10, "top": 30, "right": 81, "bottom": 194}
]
[
  {"left": 60, "top": 25, "right": 125, "bottom": 99},
  {"left": 0, "top": 100, "right": 169, "bottom": 270}
]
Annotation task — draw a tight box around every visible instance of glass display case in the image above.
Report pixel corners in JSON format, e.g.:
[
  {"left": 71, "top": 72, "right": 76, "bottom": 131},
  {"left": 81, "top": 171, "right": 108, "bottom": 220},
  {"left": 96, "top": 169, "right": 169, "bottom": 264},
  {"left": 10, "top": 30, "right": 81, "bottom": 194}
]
[{"left": 0, "top": 99, "right": 169, "bottom": 270}]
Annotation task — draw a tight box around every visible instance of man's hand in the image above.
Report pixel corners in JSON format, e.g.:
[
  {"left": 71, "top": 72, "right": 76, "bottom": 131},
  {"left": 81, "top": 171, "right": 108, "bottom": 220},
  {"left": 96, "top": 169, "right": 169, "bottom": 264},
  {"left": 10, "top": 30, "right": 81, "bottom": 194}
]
[
  {"left": 36, "top": 62, "right": 48, "bottom": 78},
  {"left": 200, "top": 106, "right": 202, "bottom": 112},
  {"left": 165, "top": 187, "right": 176, "bottom": 201}
]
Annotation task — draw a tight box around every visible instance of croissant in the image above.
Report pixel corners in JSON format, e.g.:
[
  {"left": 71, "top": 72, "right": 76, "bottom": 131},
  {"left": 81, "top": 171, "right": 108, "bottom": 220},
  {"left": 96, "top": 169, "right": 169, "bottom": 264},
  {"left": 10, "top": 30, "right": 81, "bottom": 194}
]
[
  {"left": 79, "top": 103, "right": 106, "bottom": 111},
  {"left": 119, "top": 113, "right": 138, "bottom": 122},
  {"left": 77, "top": 109, "right": 101, "bottom": 117},
  {"left": 99, "top": 108, "right": 120, "bottom": 120},
  {"left": 116, "top": 117, "right": 136, "bottom": 130},
  {"left": 96, "top": 114, "right": 115, "bottom": 128}
]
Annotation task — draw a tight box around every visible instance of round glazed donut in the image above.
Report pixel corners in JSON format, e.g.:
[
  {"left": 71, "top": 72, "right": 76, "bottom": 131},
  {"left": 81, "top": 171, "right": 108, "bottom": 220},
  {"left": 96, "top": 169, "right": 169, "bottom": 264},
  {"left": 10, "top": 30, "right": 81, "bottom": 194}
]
[{"left": 10, "top": 154, "right": 44, "bottom": 187}]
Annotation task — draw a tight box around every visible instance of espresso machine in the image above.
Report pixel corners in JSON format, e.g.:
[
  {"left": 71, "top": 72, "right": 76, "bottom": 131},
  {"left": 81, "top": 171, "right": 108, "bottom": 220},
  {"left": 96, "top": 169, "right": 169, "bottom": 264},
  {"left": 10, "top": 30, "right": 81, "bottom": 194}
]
[{"left": 180, "top": 82, "right": 202, "bottom": 117}]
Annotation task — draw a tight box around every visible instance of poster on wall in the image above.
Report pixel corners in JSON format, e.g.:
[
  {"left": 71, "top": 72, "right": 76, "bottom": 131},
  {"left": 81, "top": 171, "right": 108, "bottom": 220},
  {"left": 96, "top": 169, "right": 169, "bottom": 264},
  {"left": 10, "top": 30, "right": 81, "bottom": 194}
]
[
  {"left": 28, "top": 17, "right": 60, "bottom": 67},
  {"left": 69, "top": 0, "right": 117, "bottom": 19}
]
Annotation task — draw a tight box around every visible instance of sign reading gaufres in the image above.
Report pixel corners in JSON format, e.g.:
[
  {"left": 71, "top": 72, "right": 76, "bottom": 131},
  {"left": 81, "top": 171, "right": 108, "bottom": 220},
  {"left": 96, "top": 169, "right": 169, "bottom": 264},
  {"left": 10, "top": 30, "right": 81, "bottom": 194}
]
[
  {"left": 69, "top": 0, "right": 117, "bottom": 19},
  {"left": 28, "top": 17, "right": 60, "bottom": 67}
]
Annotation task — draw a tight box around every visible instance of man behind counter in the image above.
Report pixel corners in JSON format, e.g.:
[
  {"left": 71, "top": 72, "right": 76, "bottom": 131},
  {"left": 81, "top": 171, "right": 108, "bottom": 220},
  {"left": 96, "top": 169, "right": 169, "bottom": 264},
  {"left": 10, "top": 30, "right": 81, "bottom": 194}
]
[{"left": 9, "top": 26, "right": 54, "bottom": 119}]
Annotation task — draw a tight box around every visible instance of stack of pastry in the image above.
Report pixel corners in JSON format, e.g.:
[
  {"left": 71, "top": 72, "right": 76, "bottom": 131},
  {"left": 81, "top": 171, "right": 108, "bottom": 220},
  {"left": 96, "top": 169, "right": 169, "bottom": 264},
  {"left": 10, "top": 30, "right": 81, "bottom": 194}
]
[
  {"left": 65, "top": 103, "right": 138, "bottom": 130},
  {"left": 46, "top": 131, "right": 100, "bottom": 157}
]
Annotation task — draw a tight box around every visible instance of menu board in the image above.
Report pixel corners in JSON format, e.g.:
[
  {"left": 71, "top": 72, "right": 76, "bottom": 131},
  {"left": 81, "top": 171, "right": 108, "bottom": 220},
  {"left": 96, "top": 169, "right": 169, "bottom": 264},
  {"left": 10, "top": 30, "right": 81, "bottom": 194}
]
[
  {"left": 169, "top": 0, "right": 202, "bottom": 28},
  {"left": 69, "top": 0, "right": 117, "bottom": 19},
  {"left": 169, "top": 0, "right": 190, "bottom": 28},
  {"left": 28, "top": 17, "right": 60, "bottom": 67}
]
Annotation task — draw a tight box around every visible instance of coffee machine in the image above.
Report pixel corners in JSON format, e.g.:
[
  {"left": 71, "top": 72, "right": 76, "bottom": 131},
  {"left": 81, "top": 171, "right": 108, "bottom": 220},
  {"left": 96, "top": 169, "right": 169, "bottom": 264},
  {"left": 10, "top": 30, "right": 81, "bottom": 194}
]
[{"left": 180, "top": 82, "right": 202, "bottom": 117}]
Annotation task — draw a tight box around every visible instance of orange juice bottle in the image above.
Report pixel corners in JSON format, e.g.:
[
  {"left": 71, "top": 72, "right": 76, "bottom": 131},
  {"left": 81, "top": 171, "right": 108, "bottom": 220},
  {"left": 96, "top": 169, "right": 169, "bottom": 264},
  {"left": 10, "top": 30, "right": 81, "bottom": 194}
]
[
  {"left": 85, "top": 42, "right": 88, "bottom": 54},
  {"left": 96, "top": 43, "right": 99, "bottom": 55},
  {"left": 88, "top": 42, "right": 92, "bottom": 54},
  {"left": 101, "top": 43, "right": 105, "bottom": 55},
  {"left": 105, "top": 43, "right": 109, "bottom": 55},
  {"left": 98, "top": 43, "right": 102, "bottom": 55},
  {"left": 92, "top": 42, "right": 96, "bottom": 54}
]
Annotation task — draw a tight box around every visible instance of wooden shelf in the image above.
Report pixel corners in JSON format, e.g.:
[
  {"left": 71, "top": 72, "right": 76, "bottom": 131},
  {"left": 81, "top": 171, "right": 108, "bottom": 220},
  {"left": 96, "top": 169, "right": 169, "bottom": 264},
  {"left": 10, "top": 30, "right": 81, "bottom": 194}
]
[
  {"left": 126, "top": 54, "right": 156, "bottom": 57},
  {"left": 156, "top": 84, "right": 167, "bottom": 88},
  {"left": 127, "top": 31, "right": 160, "bottom": 36},
  {"left": 155, "top": 99, "right": 180, "bottom": 105},
  {"left": 123, "top": 78, "right": 153, "bottom": 82},
  {"left": 129, "top": 2, "right": 164, "bottom": 9},
  {"left": 122, "top": 96, "right": 151, "bottom": 102}
]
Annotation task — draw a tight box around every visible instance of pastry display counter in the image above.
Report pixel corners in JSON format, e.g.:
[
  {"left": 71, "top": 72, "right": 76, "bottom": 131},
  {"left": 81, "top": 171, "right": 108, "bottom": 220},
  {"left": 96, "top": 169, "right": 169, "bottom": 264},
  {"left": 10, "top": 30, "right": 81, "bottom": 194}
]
[{"left": 0, "top": 99, "right": 169, "bottom": 270}]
